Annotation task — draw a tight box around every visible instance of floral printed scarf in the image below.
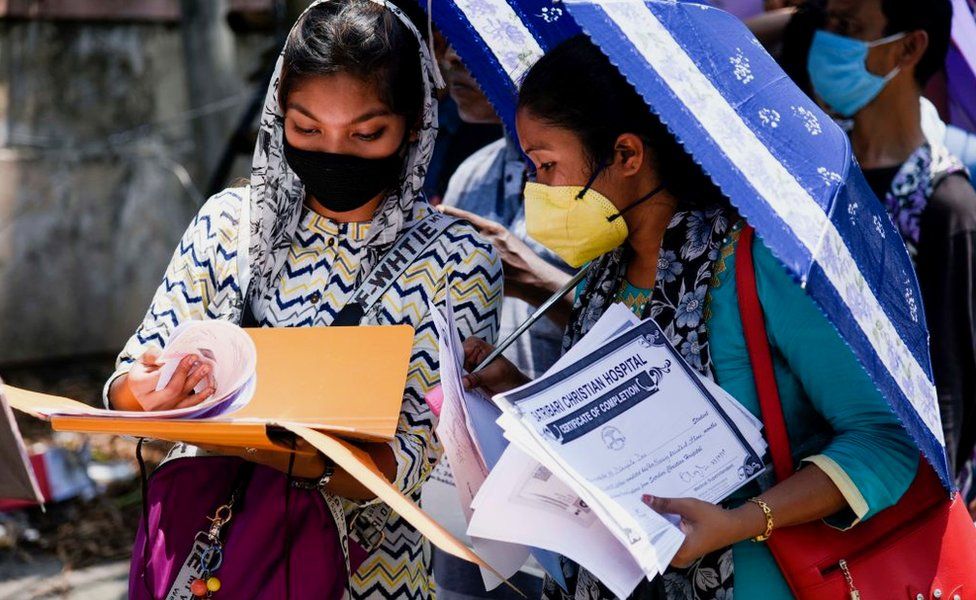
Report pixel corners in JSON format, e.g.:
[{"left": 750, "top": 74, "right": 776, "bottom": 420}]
[
  {"left": 882, "top": 142, "right": 967, "bottom": 261},
  {"left": 548, "top": 206, "right": 734, "bottom": 600}
]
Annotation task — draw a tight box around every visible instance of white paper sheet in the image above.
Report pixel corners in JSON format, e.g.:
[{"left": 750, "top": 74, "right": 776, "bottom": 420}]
[
  {"left": 494, "top": 407, "right": 685, "bottom": 578},
  {"left": 468, "top": 445, "right": 646, "bottom": 599},
  {"left": 549, "top": 304, "right": 765, "bottom": 456},
  {"left": 156, "top": 320, "right": 257, "bottom": 401},
  {"left": 430, "top": 298, "right": 530, "bottom": 589}
]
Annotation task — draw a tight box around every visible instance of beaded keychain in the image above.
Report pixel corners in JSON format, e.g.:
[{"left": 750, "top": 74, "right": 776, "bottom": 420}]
[{"left": 188, "top": 499, "right": 235, "bottom": 598}]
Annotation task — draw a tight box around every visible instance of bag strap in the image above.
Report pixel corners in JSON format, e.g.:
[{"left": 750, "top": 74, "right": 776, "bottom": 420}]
[
  {"left": 735, "top": 225, "right": 795, "bottom": 483},
  {"left": 332, "top": 211, "right": 458, "bottom": 325}
]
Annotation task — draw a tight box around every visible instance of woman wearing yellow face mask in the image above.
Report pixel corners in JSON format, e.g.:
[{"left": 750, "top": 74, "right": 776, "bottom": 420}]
[{"left": 463, "top": 35, "right": 919, "bottom": 600}]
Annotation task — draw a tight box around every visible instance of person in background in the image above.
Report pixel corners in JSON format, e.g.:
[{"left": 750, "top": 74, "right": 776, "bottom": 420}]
[
  {"left": 423, "top": 44, "right": 570, "bottom": 600},
  {"left": 922, "top": 97, "right": 976, "bottom": 182},
  {"left": 759, "top": 0, "right": 976, "bottom": 186},
  {"left": 423, "top": 37, "right": 504, "bottom": 204},
  {"left": 805, "top": 0, "right": 976, "bottom": 479},
  {"left": 755, "top": 0, "right": 976, "bottom": 187},
  {"left": 749, "top": 0, "right": 822, "bottom": 93},
  {"left": 438, "top": 45, "right": 573, "bottom": 379},
  {"left": 380, "top": 1, "right": 503, "bottom": 205}
]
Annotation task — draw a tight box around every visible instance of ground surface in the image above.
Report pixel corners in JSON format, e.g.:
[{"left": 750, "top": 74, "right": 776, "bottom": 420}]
[{"left": 0, "top": 358, "right": 155, "bottom": 599}]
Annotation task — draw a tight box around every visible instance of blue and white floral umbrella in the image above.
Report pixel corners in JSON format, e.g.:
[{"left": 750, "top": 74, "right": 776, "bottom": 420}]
[
  {"left": 423, "top": 0, "right": 950, "bottom": 489},
  {"left": 424, "top": 0, "right": 578, "bottom": 134}
]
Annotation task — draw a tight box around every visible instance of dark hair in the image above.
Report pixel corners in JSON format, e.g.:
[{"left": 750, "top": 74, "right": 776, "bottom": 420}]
[
  {"left": 279, "top": 0, "right": 424, "bottom": 124},
  {"left": 518, "top": 35, "right": 726, "bottom": 208},
  {"left": 881, "top": 0, "right": 952, "bottom": 87}
]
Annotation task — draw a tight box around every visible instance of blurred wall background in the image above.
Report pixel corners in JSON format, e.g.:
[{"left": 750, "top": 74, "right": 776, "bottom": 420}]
[{"left": 0, "top": 0, "right": 290, "bottom": 365}]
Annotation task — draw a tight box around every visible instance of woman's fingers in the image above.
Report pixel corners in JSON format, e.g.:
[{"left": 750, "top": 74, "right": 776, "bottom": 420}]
[
  {"left": 438, "top": 205, "right": 501, "bottom": 235},
  {"left": 642, "top": 495, "right": 696, "bottom": 519},
  {"left": 129, "top": 354, "right": 205, "bottom": 411},
  {"left": 171, "top": 385, "right": 216, "bottom": 410},
  {"left": 468, "top": 359, "right": 525, "bottom": 394},
  {"left": 462, "top": 337, "right": 493, "bottom": 371},
  {"left": 181, "top": 363, "right": 212, "bottom": 395},
  {"left": 460, "top": 336, "right": 530, "bottom": 394},
  {"left": 644, "top": 496, "right": 699, "bottom": 567},
  {"left": 463, "top": 370, "right": 484, "bottom": 391},
  {"left": 162, "top": 355, "right": 199, "bottom": 394}
]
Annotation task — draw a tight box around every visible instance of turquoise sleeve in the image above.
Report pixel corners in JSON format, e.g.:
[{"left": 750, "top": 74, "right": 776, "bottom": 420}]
[{"left": 752, "top": 240, "right": 918, "bottom": 527}]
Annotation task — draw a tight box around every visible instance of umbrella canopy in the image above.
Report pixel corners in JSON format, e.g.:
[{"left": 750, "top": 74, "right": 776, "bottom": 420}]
[
  {"left": 427, "top": 0, "right": 950, "bottom": 489},
  {"left": 707, "top": 0, "right": 764, "bottom": 20},
  {"left": 426, "top": 0, "right": 579, "bottom": 134}
]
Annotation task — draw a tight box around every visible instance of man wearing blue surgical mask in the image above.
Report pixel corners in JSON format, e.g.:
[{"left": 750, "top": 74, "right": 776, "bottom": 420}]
[{"left": 807, "top": 0, "right": 976, "bottom": 482}]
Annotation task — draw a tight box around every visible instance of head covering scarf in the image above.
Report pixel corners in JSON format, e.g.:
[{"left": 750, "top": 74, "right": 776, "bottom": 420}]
[{"left": 246, "top": 0, "right": 441, "bottom": 319}]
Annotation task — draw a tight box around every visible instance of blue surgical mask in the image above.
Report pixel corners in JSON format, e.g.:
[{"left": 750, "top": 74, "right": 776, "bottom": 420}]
[{"left": 807, "top": 30, "right": 906, "bottom": 118}]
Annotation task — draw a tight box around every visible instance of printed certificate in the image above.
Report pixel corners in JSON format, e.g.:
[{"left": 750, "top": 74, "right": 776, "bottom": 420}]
[{"left": 495, "top": 319, "right": 765, "bottom": 572}]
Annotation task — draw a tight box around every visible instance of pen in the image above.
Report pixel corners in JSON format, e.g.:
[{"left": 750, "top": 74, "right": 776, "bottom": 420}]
[{"left": 474, "top": 264, "right": 592, "bottom": 373}]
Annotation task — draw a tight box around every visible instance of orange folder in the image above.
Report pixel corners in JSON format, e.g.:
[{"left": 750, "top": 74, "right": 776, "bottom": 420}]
[
  {"left": 4, "top": 324, "right": 515, "bottom": 578},
  {"left": 5, "top": 326, "right": 416, "bottom": 452}
]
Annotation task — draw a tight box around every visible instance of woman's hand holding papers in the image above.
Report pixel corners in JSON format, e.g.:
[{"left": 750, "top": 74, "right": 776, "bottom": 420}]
[
  {"left": 109, "top": 350, "right": 215, "bottom": 411},
  {"left": 461, "top": 337, "right": 530, "bottom": 395},
  {"left": 644, "top": 464, "right": 849, "bottom": 568},
  {"left": 642, "top": 495, "right": 768, "bottom": 568}
]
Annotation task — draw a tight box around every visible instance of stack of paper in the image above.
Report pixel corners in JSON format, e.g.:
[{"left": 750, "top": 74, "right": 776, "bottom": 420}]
[
  {"left": 428, "top": 297, "right": 531, "bottom": 590},
  {"left": 464, "top": 304, "right": 766, "bottom": 597}
]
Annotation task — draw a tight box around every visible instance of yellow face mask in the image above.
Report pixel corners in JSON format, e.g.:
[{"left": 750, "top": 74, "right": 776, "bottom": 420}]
[{"left": 524, "top": 175, "right": 665, "bottom": 268}]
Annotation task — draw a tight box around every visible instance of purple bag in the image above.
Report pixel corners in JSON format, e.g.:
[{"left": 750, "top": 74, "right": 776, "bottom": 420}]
[{"left": 130, "top": 455, "right": 350, "bottom": 600}]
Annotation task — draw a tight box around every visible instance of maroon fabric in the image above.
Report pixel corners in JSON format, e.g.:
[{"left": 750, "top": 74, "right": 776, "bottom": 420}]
[{"left": 129, "top": 455, "right": 347, "bottom": 600}]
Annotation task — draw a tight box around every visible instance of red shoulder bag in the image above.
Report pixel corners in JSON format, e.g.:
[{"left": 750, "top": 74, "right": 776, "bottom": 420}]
[{"left": 735, "top": 225, "right": 976, "bottom": 600}]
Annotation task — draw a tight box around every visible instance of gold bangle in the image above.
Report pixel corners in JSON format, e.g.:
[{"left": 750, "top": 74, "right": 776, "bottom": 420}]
[{"left": 747, "top": 497, "right": 774, "bottom": 542}]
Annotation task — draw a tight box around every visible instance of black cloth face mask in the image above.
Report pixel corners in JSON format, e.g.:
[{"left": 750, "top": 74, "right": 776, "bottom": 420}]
[{"left": 283, "top": 137, "right": 404, "bottom": 213}]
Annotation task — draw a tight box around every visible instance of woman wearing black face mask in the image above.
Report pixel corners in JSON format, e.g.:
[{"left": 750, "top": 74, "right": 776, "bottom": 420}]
[{"left": 104, "top": 2, "right": 502, "bottom": 598}]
